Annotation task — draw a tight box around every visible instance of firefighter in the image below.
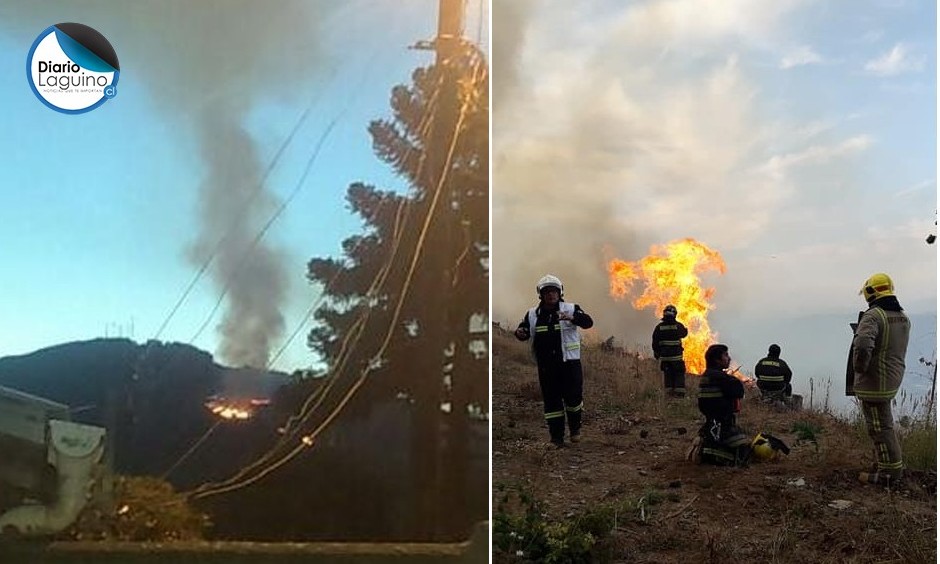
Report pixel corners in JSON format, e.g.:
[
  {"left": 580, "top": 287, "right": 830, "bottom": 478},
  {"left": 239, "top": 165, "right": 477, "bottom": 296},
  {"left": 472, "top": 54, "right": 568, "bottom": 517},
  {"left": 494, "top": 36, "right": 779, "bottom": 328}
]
[
  {"left": 852, "top": 273, "right": 911, "bottom": 486},
  {"left": 652, "top": 305, "right": 688, "bottom": 397},
  {"left": 697, "top": 344, "right": 750, "bottom": 466},
  {"left": 754, "top": 344, "right": 793, "bottom": 402},
  {"left": 515, "top": 274, "right": 594, "bottom": 447}
]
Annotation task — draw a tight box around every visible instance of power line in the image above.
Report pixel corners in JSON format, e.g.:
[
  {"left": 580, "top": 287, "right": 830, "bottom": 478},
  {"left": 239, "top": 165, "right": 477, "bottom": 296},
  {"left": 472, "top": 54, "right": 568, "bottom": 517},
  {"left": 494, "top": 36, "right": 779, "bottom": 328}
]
[
  {"left": 190, "top": 51, "right": 484, "bottom": 502},
  {"left": 158, "top": 6, "right": 422, "bottom": 481},
  {"left": 151, "top": 84, "right": 333, "bottom": 343},
  {"left": 184, "top": 78, "right": 443, "bottom": 495}
]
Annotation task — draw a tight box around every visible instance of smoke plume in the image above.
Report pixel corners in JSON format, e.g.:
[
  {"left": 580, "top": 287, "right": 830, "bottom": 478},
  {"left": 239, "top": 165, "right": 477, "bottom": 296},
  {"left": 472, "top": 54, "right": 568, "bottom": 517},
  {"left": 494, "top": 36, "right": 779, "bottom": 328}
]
[
  {"left": 0, "top": 1, "right": 339, "bottom": 367},
  {"left": 492, "top": 0, "right": 821, "bottom": 345}
]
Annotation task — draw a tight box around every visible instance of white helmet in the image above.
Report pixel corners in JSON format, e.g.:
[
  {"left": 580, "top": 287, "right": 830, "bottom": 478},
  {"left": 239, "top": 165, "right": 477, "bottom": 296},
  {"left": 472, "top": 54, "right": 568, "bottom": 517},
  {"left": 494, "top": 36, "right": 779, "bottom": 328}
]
[{"left": 536, "top": 274, "right": 563, "bottom": 296}]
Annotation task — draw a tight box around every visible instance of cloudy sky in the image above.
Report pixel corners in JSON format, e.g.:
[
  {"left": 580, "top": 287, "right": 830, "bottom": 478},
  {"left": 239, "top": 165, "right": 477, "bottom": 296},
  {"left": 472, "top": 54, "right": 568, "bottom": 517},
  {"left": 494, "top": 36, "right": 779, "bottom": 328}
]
[
  {"left": 492, "top": 0, "right": 936, "bottom": 404},
  {"left": 0, "top": 1, "right": 487, "bottom": 372}
]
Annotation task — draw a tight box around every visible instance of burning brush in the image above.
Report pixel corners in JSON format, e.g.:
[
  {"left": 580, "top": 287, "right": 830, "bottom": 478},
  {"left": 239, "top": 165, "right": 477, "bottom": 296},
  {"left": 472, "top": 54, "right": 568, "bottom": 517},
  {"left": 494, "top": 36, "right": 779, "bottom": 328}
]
[{"left": 204, "top": 395, "right": 271, "bottom": 421}]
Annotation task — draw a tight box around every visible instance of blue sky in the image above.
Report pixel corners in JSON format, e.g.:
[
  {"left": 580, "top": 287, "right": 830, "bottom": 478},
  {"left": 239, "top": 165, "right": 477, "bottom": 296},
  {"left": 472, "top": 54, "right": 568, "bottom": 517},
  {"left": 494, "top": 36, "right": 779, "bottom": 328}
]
[
  {"left": 0, "top": 1, "right": 488, "bottom": 372},
  {"left": 492, "top": 0, "right": 936, "bottom": 405}
]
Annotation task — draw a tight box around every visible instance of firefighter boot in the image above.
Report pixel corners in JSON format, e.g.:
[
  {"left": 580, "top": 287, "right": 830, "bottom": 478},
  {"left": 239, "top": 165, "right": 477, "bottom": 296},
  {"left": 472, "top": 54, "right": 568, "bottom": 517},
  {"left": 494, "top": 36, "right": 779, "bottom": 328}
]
[
  {"left": 547, "top": 416, "right": 566, "bottom": 448},
  {"left": 859, "top": 469, "right": 903, "bottom": 487}
]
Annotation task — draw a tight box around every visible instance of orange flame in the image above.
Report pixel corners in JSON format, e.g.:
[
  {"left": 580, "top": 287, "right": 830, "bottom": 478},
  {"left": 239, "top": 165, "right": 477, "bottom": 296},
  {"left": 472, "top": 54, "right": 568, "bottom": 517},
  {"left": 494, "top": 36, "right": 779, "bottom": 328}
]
[
  {"left": 205, "top": 396, "right": 267, "bottom": 421},
  {"left": 608, "top": 238, "right": 726, "bottom": 374}
]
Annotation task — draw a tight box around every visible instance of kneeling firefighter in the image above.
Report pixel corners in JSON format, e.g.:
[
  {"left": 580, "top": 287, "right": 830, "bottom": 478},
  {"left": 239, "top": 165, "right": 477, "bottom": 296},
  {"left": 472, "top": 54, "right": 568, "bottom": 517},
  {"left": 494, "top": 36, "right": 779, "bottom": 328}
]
[{"left": 696, "top": 344, "right": 750, "bottom": 466}]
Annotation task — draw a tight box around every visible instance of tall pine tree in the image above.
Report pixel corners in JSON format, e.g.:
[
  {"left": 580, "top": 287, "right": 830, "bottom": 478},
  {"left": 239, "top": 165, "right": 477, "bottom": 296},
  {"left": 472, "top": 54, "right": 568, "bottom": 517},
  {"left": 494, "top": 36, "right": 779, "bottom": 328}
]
[{"left": 303, "top": 40, "right": 488, "bottom": 539}]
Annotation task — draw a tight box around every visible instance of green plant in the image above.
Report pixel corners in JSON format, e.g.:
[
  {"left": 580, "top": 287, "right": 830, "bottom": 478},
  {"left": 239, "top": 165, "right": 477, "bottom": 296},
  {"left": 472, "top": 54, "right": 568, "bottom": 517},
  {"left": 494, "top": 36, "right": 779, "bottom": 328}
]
[
  {"left": 901, "top": 424, "right": 937, "bottom": 472},
  {"left": 494, "top": 485, "right": 634, "bottom": 562},
  {"left": 790, "top": 420, "right": 822, "bottom": 453},
  {"left": 791, "top": 420, "right": 821, "bottom": 442},
  {"left": 543, "top": 523, "right": 596, "bottom": 564},
  {"left": 493, "top": 485, "right": 551, "bottom": 561}
]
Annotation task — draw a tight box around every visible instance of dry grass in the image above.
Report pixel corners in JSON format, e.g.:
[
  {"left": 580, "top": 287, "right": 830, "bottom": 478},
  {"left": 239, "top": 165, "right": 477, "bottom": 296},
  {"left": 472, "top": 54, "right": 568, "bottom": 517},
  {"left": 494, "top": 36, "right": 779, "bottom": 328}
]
[{"left": 493, "top": 328, "right": 936, "bottom": 564}]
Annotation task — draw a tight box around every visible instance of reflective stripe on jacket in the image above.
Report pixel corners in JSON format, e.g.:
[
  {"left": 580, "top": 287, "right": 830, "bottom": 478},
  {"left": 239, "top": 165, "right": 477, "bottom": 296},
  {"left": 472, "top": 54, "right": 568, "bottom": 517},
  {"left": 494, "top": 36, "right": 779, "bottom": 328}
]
[
  {"left": 754, "top": 357, "right": 792, "bottom": 392},
  {"left": 652, "top": 320, "right": 687, "bottom": 362},
  {"left": 852, "top": 305, "right": 911, "bottom": 401},
  {"left": 698, "top": 367, "right": 744, "bottom": 427},
  {"left": 527, "top": 302, "right": 581, "bottom": 361}
]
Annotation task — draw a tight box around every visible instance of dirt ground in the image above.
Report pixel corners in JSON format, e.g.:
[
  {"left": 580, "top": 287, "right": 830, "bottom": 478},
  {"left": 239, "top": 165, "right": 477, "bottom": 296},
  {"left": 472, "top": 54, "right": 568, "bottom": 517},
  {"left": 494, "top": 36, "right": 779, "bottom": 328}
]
[{"left": 491, "top": 328, "right": 936, "bottom": 563}]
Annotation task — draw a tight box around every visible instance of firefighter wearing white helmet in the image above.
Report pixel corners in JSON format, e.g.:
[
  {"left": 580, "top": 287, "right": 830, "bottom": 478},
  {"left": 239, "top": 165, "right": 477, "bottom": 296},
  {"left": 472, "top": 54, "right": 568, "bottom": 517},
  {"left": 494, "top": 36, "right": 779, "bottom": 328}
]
[
  {"left": 515, "top": 274, "right": 594, "bottom": 447},
  {"left": 652, "top": 304, "right": 688, "bottom": 397},
  {"left": 851, "top": 272, "right": 911, "bottom": 486}
]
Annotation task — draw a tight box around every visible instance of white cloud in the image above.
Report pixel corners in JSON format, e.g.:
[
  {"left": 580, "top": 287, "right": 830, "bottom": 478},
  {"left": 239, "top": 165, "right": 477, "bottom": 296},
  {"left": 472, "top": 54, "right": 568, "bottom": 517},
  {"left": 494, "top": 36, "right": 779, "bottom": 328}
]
[
  {"left": 780, "top": 45, "right": 823, "bottom": 69},
  {"left": 793, "top": 120, "right": 835, "bottom": 141},
  {"left": 493, "top": 0, "right": 935, "bottom": 347},
  {"left": 864, "top": 43, "right": 925, "bottom": 76},
  {"left": 612, "top": 0, "right": 809, "bottom": 47},
  {"left": 760, "top": 136, "right": 874, "bottom": 177},
  {"left": 722, "top": 218, "right": 937, "bottom": 317},
  {"left": 895, "top": 178, "right": 935, "bottom": 198}
]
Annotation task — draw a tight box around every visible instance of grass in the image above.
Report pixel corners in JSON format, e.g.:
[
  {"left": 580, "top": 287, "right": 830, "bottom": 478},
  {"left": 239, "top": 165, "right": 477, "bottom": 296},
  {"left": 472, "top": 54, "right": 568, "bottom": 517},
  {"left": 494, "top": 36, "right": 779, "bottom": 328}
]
[
  {"left": 901, "top": 423, "right": 937, "bottom": 472},
  {"left": 494, "top": 328, "right": 937, "bottom": 563},
  {"left": 802, "top": 374, "right": 937, "bottom": 473},
  {"left": 493, "top": 482, "right": 684, "bottom": 564}
]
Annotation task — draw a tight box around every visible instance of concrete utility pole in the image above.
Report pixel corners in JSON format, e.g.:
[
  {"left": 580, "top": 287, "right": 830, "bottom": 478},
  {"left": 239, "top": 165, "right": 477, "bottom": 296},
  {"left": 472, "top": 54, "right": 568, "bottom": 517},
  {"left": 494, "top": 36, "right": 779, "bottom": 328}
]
[
  {"left": 436, "top": 0, "right": 464, "bottom": 64},
  {"left": 422, "top": 0, "right": 465, "bottom": 539}
]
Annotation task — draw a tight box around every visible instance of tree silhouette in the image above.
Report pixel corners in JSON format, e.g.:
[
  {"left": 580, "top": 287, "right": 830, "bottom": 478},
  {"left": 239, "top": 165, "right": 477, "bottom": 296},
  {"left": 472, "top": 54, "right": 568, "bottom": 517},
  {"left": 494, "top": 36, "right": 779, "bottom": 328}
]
[{"left": 301, "top": 40, "right": 489, "bottom": 539}]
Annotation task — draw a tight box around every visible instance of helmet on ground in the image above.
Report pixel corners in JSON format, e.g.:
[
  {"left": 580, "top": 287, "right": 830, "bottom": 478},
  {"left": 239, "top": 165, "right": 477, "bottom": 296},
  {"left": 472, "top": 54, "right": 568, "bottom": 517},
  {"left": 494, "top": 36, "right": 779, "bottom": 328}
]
[
  {"left": 536, "top": 274, "right": 563, "bottom": 296},
  {"left": 751, "top": 433, "right": 778, "bottom": 462},
  {"left": 860, "top": 273, "right": 894, "bottom": 303},
  {"left": 663, "top": 305, "right": 678, "bottom": 318}
]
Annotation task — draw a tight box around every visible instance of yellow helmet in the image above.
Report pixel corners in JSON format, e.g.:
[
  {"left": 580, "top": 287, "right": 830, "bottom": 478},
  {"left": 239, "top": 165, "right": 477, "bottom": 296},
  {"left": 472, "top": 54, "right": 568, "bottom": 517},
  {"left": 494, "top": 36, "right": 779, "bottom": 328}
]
[
  {"left": 859, "top": 272, "right": 894, "bottom": 303},
  {"left": 751, "top": 433, "right": 778, "bottom": 462}
]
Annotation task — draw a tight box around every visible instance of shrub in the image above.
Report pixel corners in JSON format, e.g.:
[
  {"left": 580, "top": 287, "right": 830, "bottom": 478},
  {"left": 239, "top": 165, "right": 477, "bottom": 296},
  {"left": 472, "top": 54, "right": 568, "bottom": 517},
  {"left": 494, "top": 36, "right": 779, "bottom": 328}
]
[{"left": 66, "top": 476, "right": 210, "bottom": 541}]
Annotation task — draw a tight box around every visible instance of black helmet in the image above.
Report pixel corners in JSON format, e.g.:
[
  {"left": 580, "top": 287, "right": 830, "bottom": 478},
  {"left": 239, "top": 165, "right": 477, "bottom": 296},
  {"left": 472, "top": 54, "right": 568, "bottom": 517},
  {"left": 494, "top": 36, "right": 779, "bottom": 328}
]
[
  {"left": 663, "top": 305, "right": 677, "bottom": 318},
  {"left": 768, "top": 344, "right": 781, "bottom": 358}
]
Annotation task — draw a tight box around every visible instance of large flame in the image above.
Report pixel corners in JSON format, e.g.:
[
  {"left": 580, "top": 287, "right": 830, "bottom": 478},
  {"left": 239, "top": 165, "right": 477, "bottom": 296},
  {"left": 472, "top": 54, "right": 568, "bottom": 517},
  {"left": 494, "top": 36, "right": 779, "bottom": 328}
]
[{"left": 608, "top": 238, "right": 726, "bottom": 374}]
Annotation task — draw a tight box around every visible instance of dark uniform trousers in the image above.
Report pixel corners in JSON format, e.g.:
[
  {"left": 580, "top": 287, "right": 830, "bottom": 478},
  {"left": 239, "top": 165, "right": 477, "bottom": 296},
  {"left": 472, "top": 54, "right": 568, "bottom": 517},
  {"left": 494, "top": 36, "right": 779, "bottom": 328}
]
[
  {"left": 537, "top": 357, "right": 583, "bottom": 442},
  {"left": 662, "top": 361, "right": 686, "bottom": 396}
]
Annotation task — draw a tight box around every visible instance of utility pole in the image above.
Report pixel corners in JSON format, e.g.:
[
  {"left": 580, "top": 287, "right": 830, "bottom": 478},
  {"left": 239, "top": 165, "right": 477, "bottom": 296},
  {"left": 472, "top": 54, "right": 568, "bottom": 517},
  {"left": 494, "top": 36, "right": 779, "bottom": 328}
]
[
  {"left": 410, "top": 0, "right": 465, "bottom": 540},
  {"left": 436, "top": 0, "right": 464, "bottom": 540},
  {"left": 436, "top": 0, "right": 464, "bottom": 62},
  {"left": 431, "top": 0, "right": 489, "bottom": 540}
]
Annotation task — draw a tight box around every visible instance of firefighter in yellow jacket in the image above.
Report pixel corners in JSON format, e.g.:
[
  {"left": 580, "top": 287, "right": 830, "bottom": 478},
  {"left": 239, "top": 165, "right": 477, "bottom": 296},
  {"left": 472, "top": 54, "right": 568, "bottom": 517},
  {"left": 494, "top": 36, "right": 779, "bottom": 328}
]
[
  {"left": 515, "top": 274, "right": 594, "bottom": 447},
  {"left": 852, "top": 273, "right": 911, "bottom": 486}
]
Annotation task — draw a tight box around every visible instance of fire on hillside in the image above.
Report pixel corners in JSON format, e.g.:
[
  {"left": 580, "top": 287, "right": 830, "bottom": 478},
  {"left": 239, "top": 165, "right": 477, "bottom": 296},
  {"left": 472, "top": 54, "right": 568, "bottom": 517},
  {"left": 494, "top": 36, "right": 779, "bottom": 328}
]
[{"left": 204, "top": 395, "right": 271, "bottom": 421}]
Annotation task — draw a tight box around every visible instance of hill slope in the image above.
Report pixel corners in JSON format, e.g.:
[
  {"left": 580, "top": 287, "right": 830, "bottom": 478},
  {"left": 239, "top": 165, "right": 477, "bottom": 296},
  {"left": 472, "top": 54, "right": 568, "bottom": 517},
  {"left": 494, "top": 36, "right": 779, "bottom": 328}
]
[
  {"left": 0, "top": 339, "right": 288, "bottom": 480},
  {"left": 492, "top": 327, "right": 936, "bottom": 563},
  {"left": 0, "top": 339, "right": 487, "bottom": 542}
]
